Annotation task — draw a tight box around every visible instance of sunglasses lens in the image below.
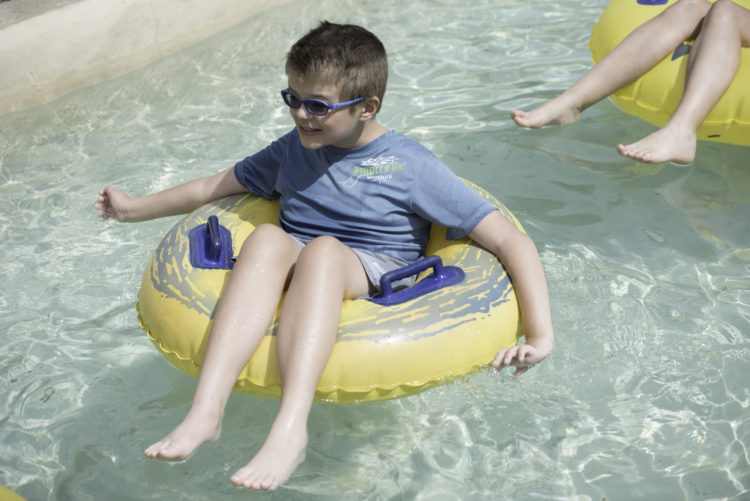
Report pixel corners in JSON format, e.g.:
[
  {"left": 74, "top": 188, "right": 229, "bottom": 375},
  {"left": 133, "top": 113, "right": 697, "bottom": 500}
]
[
  {"left": 283, "top": 91, "right": 301, "bottom": 108},
  {"left": 306, "top": 101, "right": 328, "bottom": 116}
]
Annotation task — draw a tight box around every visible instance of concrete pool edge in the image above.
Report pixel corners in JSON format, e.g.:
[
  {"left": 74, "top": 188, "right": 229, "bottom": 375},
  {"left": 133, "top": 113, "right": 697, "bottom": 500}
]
[{"left": 0, "top": 0, "right": 291, "bottom": 116}]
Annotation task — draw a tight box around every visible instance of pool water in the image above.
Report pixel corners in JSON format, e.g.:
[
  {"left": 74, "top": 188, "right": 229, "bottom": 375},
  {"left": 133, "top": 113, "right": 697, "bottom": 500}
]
[{"left": 2, "top": 0, "right": 749, "bottom": 499}]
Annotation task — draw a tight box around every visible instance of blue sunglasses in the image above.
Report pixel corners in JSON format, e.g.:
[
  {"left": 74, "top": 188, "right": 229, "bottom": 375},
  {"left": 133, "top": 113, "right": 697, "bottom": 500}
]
[{"left": 281, "top": 88, "right": 364, "bottom": 116}]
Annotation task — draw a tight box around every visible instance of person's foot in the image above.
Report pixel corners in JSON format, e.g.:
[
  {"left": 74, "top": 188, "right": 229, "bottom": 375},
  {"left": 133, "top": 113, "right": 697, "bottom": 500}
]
[
  {"left": 229, "top": 424, "right": 307, "bottom": 491},
  {"left": 144, "top": 409, "right": 222, "bottom": 461},
  {"left": 510, "top": 97, "right": 582, "bottom": 128},
  {"left": 617, "top": 123, "right": 697, "bottom": 164}
]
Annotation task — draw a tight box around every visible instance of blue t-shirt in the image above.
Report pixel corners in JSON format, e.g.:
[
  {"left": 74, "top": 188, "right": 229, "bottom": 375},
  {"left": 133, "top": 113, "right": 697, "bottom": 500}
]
[{"left": 234, "top": 129, "right": 495, "bottom": 263}]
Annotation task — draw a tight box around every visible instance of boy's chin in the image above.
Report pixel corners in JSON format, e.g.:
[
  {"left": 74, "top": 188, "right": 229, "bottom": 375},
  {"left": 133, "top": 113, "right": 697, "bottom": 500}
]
[
  {"left": 296, "top": 133, "right": 328, "bottom": 150},
  {"left": 296, "top": 128, "right": 355, "bottom": 149},
  {"left": 298, "top": 139, "right": 326, "bottom": 150}
]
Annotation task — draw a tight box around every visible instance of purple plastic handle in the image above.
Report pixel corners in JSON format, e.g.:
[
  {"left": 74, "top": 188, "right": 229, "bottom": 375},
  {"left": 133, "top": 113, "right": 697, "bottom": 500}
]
[
  {"left": 368, "top": 255, "right": 465, "bottom": 306},
  {"left": 188, "top": 215, "right": 234, "bottom": 269},
  {"left": 637, "top": 0, "right": 668, "bottom": 5},
  {"left": 206, "top": 215, "right": 223, "bottom": 261}
]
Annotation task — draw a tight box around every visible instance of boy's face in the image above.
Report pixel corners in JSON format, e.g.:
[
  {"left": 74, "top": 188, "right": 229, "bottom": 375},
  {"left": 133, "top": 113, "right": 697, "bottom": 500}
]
[{"left": 285, "top": 73, "right": 366, "bottom": 150}]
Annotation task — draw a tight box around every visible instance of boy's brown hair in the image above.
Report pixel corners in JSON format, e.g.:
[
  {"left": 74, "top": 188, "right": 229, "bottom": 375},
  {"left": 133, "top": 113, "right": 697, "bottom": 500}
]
[{"left": 286, "top": 21, "right": 388, "bottom": 112}]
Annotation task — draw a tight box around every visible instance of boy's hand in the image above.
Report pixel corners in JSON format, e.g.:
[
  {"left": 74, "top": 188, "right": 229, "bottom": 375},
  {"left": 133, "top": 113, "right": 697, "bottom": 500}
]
[
  {"left": 95, "top": 186, "right": 131, "bottom": 221},
  {"left": 491, "top": 339, "right": 552, "bottom": 378}
]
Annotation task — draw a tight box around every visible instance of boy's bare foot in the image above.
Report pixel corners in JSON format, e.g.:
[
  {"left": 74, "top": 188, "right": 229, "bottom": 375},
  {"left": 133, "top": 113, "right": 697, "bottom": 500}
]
[
  {"left": 616, "top": 123, "right": 697, "bottom": 164},
  {"left": 144, "top": 409, "right": 222, "bottom": 461},
  {"left": 229, "top": 425, "right": 307, "bottom": 491},
  {"left": 510, "top": 97, "right": 582, "bottom": 128}
]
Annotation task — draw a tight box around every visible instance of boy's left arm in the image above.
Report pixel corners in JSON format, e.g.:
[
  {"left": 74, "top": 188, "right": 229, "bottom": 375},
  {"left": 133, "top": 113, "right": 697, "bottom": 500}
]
[{"left": 468, "top": 210, "right": 554, "bottom": 377}]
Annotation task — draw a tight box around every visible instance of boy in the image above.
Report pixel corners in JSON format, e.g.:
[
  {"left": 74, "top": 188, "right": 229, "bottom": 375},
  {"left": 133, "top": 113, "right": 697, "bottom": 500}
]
[
  {"left": 96, "top": 22, "right": 553, "bottom": 491},
  {"left": 511, "top": 0, "right": 750, "bottom": 165}
]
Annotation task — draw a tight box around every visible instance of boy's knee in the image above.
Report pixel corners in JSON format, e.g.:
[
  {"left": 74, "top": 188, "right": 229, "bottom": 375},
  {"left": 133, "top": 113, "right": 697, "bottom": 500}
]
[
  {"left": 296, "top": 236, "right": 357, "bottom": 274},
  {"left": 669, "top": 0, "right": 711, "bottom": 19},
  {"left": 239, "top": 224, "right": 296, "bottom": 257},
  {"left": 294, "top": 236, "right": 368, "bottom": 295},
  {"left": 674, "top": 0, "right": 709, "bottom": 10},
  {"left": 298, "top": 235, "right": 345, "bottom": 262},
  {"left": 710, "top": 0, "right": 735, "bottom": 9},
  {"left": 706, "top": 0, "right": 738, "bottom": 21}
]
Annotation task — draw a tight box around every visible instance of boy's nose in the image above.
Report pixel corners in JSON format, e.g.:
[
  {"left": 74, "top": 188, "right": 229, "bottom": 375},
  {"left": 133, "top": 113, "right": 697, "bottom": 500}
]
[{"left": 293, "top": 105, "right": 313, "bottom": 120}]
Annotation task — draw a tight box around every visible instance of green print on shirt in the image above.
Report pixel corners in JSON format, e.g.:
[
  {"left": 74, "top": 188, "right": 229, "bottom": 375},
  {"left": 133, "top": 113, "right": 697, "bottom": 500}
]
[
  {"left": 353, "top": 161, "right": 403, "bottom": 177},
  {"left": 340, "top": 156, "right": 404, "bottom": 187}
]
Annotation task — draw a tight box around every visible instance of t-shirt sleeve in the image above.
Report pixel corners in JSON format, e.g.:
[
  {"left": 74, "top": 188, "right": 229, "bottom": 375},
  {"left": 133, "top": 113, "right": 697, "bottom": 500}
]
[
  {"left": 233, "top": 131, "right": 294, "bottom": 199},
  {"left": 410, "top": 151, "right": 496, "bottom": 240}
]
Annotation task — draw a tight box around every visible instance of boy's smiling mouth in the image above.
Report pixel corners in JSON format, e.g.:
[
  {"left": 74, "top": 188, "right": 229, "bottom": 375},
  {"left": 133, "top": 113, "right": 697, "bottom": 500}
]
[{"left": 298, "top": 124, "right": 321, "bottom": 135}]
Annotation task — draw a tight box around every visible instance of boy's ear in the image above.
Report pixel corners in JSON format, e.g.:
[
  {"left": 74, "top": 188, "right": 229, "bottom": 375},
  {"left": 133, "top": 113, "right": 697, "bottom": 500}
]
[{"left": 359, "top": 96, "right": 380, "bottom": 121}]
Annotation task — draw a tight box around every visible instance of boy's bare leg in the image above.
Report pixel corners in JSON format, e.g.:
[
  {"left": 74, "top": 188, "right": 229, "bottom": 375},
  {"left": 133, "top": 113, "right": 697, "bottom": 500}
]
[
  {"left": 144, "top": 225, "right": 301, "bottom": 461},
  {"left": 511, "top": 0, "right": 711, "bottom": 128},
  {"left": 229, "top": 236, "right": 371, "bottom": 491},
  {"left": 618, "top": 0, "right": 750, "bottom": 163}
]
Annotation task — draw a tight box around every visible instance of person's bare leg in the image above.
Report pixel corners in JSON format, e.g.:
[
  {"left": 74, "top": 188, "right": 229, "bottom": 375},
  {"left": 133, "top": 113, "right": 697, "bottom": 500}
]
[
  {"left": 618, "top": 0, "right": 750, "bottom": 163},
  {"left": 229, "top": 236, "right": 371, "bottom": 491},
  {"left": 511, "top": 0, "right": 711, "bottom": 128},
  {"left": 144, "top": 225, "right": 300, "bottom": 461}
]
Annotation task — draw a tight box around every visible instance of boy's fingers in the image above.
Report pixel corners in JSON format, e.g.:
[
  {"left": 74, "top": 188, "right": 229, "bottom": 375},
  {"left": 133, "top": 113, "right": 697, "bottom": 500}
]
[
  {"left": 502, "top": 346, "right": 519, "bottom": 367},
  {"left": 516, "top": 348, "right": 526, "bottom": 364},
  {"left": 491, "top": 349, "right": 505, "bottom": 368}
]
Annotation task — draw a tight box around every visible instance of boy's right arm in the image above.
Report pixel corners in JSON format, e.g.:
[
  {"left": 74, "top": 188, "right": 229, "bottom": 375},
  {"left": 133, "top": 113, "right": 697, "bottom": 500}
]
[
  {"left": 468, "top": 210, "right": 554, "bottom": 377},
  {"left": 95, "top": 166, "right": 246, "bottom": 222}
]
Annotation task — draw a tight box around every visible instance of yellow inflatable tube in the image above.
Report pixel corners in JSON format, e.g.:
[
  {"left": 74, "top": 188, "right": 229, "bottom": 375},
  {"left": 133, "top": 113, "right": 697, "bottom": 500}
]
[
  {"left": 0, "top": 485, "right": 27, "bottom": 501},
  {"left": 137, "top": 179, "right": 522, "bottom": 404},
  {"left": 590, "top": 0, "right": 750, "bottom": 146}
]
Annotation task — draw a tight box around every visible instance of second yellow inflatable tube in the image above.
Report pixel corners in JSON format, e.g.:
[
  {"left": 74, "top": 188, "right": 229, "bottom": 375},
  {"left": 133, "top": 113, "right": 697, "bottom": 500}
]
[{"left": 590, "top": 0, "right": 750, "bottom": 146}]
